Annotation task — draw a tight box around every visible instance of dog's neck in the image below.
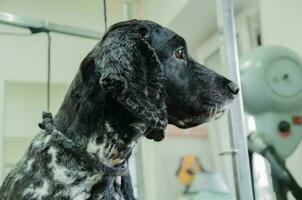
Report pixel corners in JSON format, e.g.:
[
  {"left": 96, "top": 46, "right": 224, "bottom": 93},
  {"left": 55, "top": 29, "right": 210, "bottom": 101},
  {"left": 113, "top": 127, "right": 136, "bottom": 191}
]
[
  {"left": 53, "top": 82, "right": 147, "bottom": 167},
  {"left": 84, "top": 97, "right": 147, "bottom": 167}
]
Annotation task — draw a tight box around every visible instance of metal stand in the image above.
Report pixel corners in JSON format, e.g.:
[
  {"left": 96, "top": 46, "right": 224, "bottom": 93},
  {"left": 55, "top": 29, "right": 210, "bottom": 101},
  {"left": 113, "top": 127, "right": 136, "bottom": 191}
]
[
  {"left": 219, "top": 0, "right": 254, "bottom": 199},
  {"left": 272, "top": 172, "right": 288, "bottom": 200},
  {"left": 0, "top": 12, "right": 100, "bottom": 39},
  {"left": 264, "top": 147, "right": 302, "bottom": 200},
  {"left": 0, "top": 81, "right": 4, "bottom": 183},
  {"left": 248, "top": 133, "right": 302, "bottom": 200},
  {"left": 0, "top": 12, "right": 103, "bottom": 111}
]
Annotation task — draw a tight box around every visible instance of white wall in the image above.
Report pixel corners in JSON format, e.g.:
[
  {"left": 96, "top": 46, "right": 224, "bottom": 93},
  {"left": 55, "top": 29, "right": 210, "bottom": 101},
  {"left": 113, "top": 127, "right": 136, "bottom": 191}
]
[
  {"left": 260, "top": 0, "right": 302, "bottom": 59},
  {"left": 3, "top": 82, "right": 68, "bottom": 176},
  {"left": 4, "top": 82, "right": 68, "bottom": 137},
  {"left": 134, "top": 0, "right": 189, "bottom": 26},
  {"left": 0, "top": 28, "right": 97, "bottom": 83}
]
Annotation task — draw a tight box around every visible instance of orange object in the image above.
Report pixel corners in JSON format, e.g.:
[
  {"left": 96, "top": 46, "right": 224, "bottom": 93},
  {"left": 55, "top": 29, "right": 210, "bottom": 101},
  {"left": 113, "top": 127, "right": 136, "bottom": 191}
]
[
  {"left": 293, "top": 116, "right": 302, "bottom": 125},
  {"left": 176, "top": 155, "right": 203, "bottom": 186}
]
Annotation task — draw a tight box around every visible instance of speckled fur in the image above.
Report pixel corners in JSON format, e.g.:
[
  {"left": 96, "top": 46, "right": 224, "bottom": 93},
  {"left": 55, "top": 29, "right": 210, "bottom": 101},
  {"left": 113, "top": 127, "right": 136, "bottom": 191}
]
[{"left": 0, "top": 20, "right": 237, "bottom": 200}]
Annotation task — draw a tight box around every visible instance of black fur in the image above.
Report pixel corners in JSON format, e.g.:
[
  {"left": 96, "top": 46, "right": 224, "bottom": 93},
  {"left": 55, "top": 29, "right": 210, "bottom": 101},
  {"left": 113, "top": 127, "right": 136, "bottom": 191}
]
[{"left": 0, "top": 20, "right": 238, "bottom": 200}]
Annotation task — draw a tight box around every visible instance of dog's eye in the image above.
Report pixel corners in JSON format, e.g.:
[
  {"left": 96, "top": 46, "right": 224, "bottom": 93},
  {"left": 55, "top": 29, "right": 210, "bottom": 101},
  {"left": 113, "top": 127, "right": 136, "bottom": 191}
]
[{"left": 175, "top": 49, "right": 185, "bottom": 60}]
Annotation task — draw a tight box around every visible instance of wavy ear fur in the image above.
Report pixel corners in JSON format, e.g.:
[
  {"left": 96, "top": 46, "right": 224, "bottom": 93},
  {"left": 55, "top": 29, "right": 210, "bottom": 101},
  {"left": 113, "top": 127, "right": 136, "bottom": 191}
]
[{"left": 96, "top": 21, "right": 167, "bottom": 137}]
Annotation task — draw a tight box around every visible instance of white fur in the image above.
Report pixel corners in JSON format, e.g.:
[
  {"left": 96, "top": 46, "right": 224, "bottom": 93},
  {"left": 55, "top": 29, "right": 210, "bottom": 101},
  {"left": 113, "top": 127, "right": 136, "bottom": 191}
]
[
  {"left": 86, "top": 136, "right": 125, "bottom": 167},
  {"left": 115, "top": 176, "right": 122, "bottom": 185},
  {"left": 47, "top": 147, "right": 103, "bottom": 198},
  {"left": 25, "top": 159, "right": 34, "bottom": 172},
  {"left": 23, "top": 180, "right": 49, "bottom": 200},
  {"left": 105, "top": 122, "right": 114, "bottom": 132},
  {"left": 86, "top": 136, "right": 105, "bottom": 162},
  {"left": 33, "top": 134, "right": 51, "bottom": 148},
  {"left": 47, "top": 147, "right": 76, "bottom": 184},
  {"left": 35, "top": 180, "right": 50, "bottom": 198},
  {"left": 70, "top": 174, "right": 102, "bottom": 199}
]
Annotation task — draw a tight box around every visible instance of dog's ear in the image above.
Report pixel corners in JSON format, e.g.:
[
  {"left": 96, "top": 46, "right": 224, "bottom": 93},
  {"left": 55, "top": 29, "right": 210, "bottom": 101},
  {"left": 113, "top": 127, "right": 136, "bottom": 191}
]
[{"left": 96, "top": 22, "right": 167, "bottom": 133}]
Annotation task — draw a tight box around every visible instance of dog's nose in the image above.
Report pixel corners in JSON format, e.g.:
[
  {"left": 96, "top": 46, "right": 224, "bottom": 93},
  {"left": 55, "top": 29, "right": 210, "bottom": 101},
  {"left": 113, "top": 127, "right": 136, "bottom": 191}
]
[{"left": 227, "top": 82, "right": 239, "bottom": 95}]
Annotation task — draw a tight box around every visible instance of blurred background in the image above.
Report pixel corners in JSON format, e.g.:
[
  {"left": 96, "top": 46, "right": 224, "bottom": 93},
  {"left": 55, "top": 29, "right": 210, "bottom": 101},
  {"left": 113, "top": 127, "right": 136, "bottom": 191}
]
[{"left": 0, "top": 0, "right": 302, "bottom": 200}]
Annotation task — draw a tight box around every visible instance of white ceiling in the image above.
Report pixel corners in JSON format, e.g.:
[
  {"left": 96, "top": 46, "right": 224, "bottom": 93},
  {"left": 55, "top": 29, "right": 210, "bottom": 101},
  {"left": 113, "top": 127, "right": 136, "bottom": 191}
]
[
  {"left": 0, "top": 0, "right": 259, "bottom": 51},
  {"left": 168, "top": 0, "right": 259, "bottom": 51},
  {"left": 0, "top": 0, "right": 125, "bottom": 32}
]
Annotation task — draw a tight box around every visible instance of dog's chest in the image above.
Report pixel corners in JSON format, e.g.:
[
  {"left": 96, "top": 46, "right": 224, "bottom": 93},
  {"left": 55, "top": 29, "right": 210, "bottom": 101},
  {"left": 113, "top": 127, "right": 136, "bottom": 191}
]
[
  {"left": 2, "top": 125, "right": 132, "bottom": 200},
  {"left": 21, "top": 134, "right": 104, "bottom": 199}
]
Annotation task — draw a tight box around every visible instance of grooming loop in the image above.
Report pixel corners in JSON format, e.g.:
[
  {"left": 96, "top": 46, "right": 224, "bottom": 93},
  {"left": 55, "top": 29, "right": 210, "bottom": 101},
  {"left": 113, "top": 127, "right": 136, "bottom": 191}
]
[
  {"left": 38, "top": 111, "right": 129, "bottom": 177},
  {"left": 219, "top": 149, "right": 238, "bottom": 156}
]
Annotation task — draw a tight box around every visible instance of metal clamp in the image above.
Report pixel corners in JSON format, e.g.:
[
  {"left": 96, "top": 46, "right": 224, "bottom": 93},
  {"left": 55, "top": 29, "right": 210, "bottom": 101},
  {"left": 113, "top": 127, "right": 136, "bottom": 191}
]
[{"left": 219, "top": 149, "right": 238, "bottom": 156}]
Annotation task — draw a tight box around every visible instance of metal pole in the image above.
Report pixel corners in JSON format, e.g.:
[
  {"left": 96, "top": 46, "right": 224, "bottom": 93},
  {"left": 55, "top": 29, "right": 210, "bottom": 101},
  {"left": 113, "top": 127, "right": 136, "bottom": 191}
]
[
  {"left": 0, "top": 81, "right": 5, "bottom": 183},
  {"left": 220, "top": 0, "right": 254, "bottom": 199},
  {"left": 46, "top": 32, "right": 51, "bottom": 111},
  {"left": 0, "top": 12, "right": 101, "bottom": 40},
  {"left": 103, "top": 0, "right": 108, "bottom": 31},
  {"left": 123, "top": 1, "right": 133, "bottom": 20}
]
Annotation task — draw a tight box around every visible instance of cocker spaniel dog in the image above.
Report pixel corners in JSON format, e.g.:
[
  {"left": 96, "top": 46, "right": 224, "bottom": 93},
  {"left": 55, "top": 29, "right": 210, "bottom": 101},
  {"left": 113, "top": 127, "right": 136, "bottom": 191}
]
[{"left": 0, "top": 20, "right": 239, "bottom": 200}]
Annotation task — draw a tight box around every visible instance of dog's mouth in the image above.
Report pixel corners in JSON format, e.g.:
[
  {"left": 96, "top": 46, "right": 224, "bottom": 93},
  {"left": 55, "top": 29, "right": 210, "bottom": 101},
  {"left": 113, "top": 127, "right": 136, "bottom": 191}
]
[{"left": 169, "top": 103, "right": 230, "bottom": 129}]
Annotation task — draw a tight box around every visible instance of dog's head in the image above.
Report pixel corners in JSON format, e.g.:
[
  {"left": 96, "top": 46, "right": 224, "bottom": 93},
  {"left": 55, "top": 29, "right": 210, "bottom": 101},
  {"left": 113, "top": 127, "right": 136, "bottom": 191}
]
[{"left": 78, "top": 20, "right": 238, "bottom": 141}]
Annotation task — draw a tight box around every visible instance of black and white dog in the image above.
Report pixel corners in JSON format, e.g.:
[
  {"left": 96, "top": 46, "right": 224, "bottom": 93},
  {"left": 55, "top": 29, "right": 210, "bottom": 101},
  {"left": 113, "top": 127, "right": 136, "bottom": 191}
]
[{"left": 0, "top": 20, "right": 239, "bottom": 200}]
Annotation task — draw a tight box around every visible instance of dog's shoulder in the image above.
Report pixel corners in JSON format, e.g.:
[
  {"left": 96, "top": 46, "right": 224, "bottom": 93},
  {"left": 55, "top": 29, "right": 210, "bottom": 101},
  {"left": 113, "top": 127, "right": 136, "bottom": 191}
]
[{"left": 0, "top": 132, "right": 53, "bottom": 199}]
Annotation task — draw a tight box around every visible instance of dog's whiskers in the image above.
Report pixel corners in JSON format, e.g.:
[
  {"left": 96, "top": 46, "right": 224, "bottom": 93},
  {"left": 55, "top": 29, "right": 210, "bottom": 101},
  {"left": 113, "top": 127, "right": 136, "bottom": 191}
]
[
  {"left": 209, "top": 106, "right": 213, "bottom": 118},
  {"left": 212, "top": 104, "right": 217, "bottom": 120}
]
